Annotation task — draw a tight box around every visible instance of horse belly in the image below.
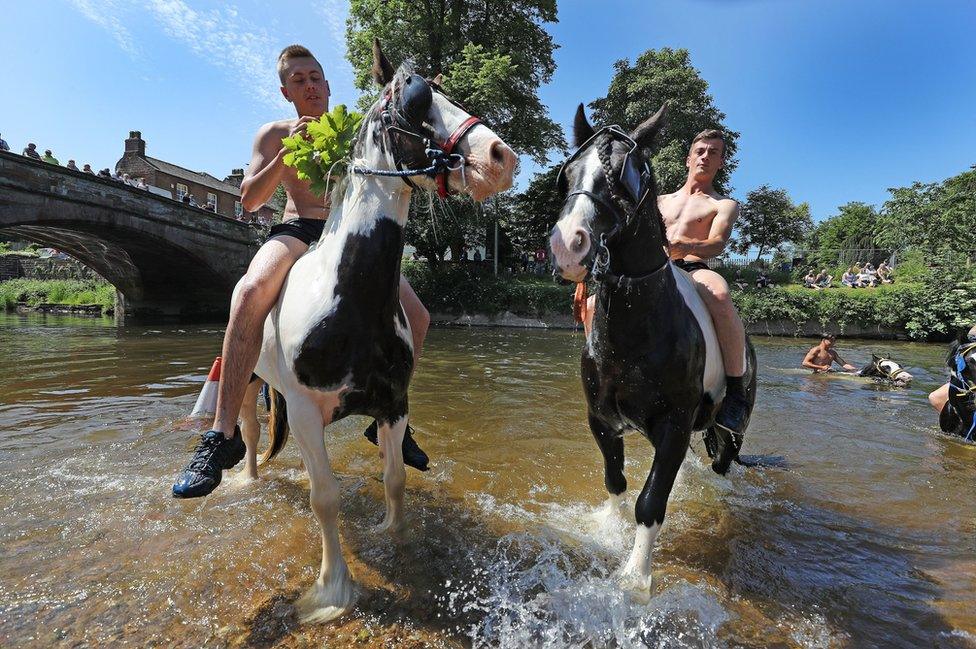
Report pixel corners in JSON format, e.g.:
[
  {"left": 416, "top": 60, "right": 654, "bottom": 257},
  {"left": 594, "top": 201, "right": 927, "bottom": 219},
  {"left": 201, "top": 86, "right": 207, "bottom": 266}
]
[{"left": 671, "top": 265, "right": 724, "bottom": 400}]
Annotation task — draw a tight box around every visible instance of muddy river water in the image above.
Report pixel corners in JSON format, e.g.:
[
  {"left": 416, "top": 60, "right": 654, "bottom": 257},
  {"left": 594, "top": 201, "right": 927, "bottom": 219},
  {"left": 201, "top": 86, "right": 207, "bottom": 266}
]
[{"left": 1, "top": 312, "right": 974, "bottom": 647}]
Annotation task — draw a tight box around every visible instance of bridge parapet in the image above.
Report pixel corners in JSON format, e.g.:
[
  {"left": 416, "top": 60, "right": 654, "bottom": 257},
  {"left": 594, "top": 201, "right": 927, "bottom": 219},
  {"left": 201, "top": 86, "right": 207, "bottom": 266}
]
[{"left": 0, "top": 150, "right": 262, "bottom": 320}]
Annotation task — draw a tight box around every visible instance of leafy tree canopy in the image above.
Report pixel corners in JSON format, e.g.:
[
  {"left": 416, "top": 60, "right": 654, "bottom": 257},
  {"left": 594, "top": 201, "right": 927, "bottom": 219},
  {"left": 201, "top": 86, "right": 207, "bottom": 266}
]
[
  {"left": 733, "top": 185, "right": 811, "bottom": 260},
  {"left": 589, "top": 48, "right": 739, "bottom": 195}
]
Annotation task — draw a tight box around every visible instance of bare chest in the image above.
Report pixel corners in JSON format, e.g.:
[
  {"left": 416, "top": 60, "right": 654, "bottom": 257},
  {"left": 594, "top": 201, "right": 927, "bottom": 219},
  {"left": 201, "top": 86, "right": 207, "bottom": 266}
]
[{"left": 660, "top": 196, "right": 718, "bottom": 234}]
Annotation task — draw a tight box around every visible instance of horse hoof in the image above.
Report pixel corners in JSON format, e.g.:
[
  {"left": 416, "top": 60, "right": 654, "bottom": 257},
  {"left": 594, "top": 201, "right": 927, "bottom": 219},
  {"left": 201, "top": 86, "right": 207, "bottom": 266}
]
[
  {"left": 374, "top": 516, "right": 406, "bottom": 535},
  {"left": 295, "top": 577, "right": 359, "bottom": 624},
  {"left": 617, "top": 570, "right": 653, "bottom": 604}
]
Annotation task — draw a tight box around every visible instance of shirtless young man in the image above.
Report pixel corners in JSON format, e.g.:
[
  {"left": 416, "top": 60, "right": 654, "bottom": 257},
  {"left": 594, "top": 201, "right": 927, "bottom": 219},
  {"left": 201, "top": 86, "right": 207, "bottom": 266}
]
[
  {"left": 172, "top": 45, "right": 430, "bottom": 498},
  {"left": 801, "top": 334, "right": 857, "bottom": 373},
  {"left": 656, "top": 130, "right": 750, "bottom": 445}
]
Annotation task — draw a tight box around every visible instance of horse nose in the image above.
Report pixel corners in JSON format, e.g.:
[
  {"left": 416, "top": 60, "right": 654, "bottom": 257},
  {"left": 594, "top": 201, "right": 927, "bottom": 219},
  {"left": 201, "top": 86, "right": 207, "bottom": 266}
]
[{"left": 487, "top": 138, "right": 516, "bottom": 184}]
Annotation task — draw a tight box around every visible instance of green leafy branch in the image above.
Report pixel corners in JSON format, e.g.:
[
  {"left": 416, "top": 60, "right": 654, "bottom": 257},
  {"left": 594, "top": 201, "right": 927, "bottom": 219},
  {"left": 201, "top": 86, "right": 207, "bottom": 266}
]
[{"left": 281, "top": 104, "right": 364, "bottom": 197}]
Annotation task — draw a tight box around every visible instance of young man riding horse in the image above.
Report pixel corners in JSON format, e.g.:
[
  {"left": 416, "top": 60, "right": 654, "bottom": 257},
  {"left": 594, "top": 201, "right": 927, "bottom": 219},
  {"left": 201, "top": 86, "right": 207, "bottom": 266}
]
[
  {"left": 172, "top": 45, "right": 433, "bottom": 498},
  {"left": 579, "top": 127, "right": 752, "bottom": 460},
  {"left": 929, "top": 325, "right": 976, "bottom": 440}
]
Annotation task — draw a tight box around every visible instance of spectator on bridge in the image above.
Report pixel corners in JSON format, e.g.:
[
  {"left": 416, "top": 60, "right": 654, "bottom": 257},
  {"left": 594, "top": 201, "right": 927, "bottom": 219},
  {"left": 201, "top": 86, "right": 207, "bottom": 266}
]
[
  {"left": 98, "top": 168, "right": 111, "bottom": 179},
  {"left": 82, "top": 163, "right": 95, "bottom": 174},
  {"left": 42, "top": 149, "right": 59, "bottom": 165},
  {"left": 0, "top": 133, "right": 9, "bottom": 151},
  {"left": 135, "top": 177, "right": 148, "bottom": 190},
  {"left": 181, "top": 193, "right": 191, "bottom": 205},
  {"left": 66, "top": 160, "right": 79, "bottom": 171},
  {"left": 22, "top": 143, "right": 41, "bottom": 159},
  {"left": 188, "top": 194, "right": 199, "bottom": 208}
]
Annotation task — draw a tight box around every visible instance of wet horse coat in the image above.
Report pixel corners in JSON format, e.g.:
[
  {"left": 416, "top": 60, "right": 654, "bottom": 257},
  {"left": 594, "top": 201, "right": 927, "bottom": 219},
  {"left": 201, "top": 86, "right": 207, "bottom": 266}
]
[{"left": 550, "top": 104, "right": 757, "bottom": 597}]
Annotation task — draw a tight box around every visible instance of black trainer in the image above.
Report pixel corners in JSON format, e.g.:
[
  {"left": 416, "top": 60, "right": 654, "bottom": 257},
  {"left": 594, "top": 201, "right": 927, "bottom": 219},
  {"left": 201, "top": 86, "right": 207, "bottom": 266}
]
[
  {"left": 172, "top": 426, "right": 246, "bottom": 498},
  {"left": 710, "top": 390, "right": 749, "bottom": 475},
  {"left": 362, "top": 421, "right": 430, "bottom": 471}
]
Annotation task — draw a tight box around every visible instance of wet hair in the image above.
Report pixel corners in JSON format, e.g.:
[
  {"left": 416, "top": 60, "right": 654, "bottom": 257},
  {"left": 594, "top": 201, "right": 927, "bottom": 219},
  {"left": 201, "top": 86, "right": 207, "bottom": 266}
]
[
  {"left": 691, "top": 129, "right": 726, "bottom": 156},
  {"left": 821, "top": 333, "right": 836, "bottom": 342},
  {"left": 277, "top": 44, "right": 322, "bottom": 83}
]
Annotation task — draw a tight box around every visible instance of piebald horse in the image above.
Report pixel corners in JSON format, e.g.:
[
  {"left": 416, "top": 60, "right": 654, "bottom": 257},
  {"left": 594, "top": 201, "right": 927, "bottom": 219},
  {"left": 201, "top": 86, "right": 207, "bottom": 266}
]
[
  {"left": 857, "top": 354, "right": 913, "bottom": 386},
  {"left": 237, "top": 41, "right": 514, "bottom": 622},
  {"left": 550, "top": 105, "right": 757, "bottom": 599},
  {"left": 941, "top": 332, "right": 976, "bottom": 440}
]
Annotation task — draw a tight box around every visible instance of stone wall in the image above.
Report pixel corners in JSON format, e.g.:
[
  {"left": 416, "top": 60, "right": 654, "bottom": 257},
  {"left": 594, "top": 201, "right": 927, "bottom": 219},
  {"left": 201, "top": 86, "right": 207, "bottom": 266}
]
[{"left": 0, "top": 255, "right": 103, "bottom": 281}]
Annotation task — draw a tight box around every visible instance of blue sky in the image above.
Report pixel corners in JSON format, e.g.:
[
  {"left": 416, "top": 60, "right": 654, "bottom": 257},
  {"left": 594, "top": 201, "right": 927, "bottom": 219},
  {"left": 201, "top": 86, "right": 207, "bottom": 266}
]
[{"left": 2, "top": 0, "right": 973, "bottom": 224}]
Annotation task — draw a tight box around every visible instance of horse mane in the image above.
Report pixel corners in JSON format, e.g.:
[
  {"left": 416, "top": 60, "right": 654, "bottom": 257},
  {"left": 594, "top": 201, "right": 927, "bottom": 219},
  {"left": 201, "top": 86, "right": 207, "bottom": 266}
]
[{"left": 594, "top": 130, "right": 669, "bottom": 247}]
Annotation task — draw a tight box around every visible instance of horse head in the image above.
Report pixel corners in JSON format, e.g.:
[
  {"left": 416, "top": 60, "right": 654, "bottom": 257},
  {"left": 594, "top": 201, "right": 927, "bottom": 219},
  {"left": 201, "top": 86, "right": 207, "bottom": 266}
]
[
  {"left": 359, "top": 39, "right": 516, "bottom": 203},
  {"left": 550, "top": 103, "right": 667, "bottom": 283},
  {"left": 864, "top": 354, "right": 914, "bottom": 386}
]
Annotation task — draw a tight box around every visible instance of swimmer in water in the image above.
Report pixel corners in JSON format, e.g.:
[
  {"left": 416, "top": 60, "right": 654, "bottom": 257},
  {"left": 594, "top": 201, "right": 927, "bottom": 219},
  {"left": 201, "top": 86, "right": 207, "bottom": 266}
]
[{"left": 802, "top": 333, "right": 857, "bottom": 373}]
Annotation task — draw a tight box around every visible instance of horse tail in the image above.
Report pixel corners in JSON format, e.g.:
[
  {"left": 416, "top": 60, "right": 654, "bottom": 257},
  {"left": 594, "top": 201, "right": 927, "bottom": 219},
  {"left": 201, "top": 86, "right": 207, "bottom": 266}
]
[{"left": 259, "top": 388, "right": 289, "bottom": 465}]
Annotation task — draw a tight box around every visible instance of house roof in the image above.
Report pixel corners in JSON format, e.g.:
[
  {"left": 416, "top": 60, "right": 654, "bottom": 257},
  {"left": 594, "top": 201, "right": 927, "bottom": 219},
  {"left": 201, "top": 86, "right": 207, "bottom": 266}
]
[{"left": 144, "top": 156, "right": 243, "bottom": 196}]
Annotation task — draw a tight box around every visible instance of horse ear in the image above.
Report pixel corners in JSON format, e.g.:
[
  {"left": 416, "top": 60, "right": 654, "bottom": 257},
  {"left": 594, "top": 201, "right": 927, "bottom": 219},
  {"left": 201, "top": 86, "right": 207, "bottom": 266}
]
[
  {"left": 371, "top": 37, "right": 395, "bottom": 86},
  {"left": 630, "top": 102, "right": 668, "bottom": 148},
  {"left": 573, "top": 104, "right": 595, "bottom": 148},
  {"left": 872, "top": 354, "right": 880, "bottom": 362},
  {"left": 432, "top": 73, "right": 444, "bottom": 86}
]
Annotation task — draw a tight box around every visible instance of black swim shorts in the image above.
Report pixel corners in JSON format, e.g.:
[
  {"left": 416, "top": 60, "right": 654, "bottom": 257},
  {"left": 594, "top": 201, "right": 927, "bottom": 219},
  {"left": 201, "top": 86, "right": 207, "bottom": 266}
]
[
  {"left": 267, "top": 218, "right": 327, "bottom": 246},
  {"left": 673, "top": 258, "right": 710, "bottom": 273}
]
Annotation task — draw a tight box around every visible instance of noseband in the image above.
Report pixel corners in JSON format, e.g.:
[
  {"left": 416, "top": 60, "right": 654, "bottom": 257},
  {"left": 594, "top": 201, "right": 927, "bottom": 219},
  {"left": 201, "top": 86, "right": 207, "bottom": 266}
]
[
  {"left": 352, "top": 75, "right": 482, "bottom": 199},
  {"left": 557, "top": 126, "right": 667, "bottom": 292}
]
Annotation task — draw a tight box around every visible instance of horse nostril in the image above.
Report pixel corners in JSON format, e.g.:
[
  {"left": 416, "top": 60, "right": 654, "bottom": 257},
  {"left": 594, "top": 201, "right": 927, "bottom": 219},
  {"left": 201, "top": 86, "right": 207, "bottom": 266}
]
[
  {"left": 490, "top": 140, "right": 506, "bottom": 165},
  {"left": 570, "top": 230, "right": 588, "bottom": 254}
]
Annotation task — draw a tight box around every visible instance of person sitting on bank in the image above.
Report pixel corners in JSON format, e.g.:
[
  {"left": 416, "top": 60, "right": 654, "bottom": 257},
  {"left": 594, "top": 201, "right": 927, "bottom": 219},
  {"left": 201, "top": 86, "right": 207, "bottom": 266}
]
[
  {"left": 877, "top": 260, "right": 894, "bottom": 284},
  {"left": 802, "top": 333, "right": 858, "bottom": 373},
  {"left": 815, "top": 269, "right": 833, "bottom": 289},
  {"left": 803, "top": 269, "right": 818, "bottom": 288},
  {"left": 755, "top": 270, "right": 772, "bottom": 289},
  {"left": 841, "top": 266, "right": 858, "bottom": 288}
]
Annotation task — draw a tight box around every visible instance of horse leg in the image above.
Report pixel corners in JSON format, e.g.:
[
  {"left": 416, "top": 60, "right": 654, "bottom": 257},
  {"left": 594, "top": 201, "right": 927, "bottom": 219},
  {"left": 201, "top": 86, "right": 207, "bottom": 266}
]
[
  {"left": 376, "top": 417, "right": 408, "bottom": 533},
  {"left": 239, "top": 378, "right": 263, "bottom": 480},
  {"left": 288, "top": 397, "right": 356, "bottom": 623},
  {"left": 619, "top": 420, "right": 691, "bottom": 601},
  {"left": 589, "top": 413, "right": 627, "bottom": 515}
]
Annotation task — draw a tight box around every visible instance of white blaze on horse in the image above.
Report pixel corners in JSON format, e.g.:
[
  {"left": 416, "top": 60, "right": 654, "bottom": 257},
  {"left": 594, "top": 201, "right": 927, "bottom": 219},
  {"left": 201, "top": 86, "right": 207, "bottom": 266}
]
[
  {"left": 857, "top": 355, "right": 913, "bottom": 386},
  {"left": 237, "top": 40, "right": 515, "bottom": 623},
  {"left": 549, "top": 104, "right": 757, "bottom": 600}
]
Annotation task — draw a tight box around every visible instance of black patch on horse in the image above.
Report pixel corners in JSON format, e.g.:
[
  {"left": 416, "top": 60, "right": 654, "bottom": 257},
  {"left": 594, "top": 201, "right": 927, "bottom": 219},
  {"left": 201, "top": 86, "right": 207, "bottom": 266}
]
[{"left": 293, "top": 217, "right": 413, "bottom": 425}]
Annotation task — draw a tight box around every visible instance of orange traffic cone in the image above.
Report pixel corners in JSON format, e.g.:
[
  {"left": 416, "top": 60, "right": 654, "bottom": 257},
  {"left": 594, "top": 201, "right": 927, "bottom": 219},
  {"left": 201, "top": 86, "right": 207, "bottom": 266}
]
[{"left": 190, "top": 357, "right": 221, "bottom": 418}]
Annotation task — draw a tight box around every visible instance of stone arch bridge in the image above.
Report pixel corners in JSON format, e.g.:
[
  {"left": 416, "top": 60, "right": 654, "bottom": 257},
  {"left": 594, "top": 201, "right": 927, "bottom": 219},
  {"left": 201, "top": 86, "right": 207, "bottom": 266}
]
[{"left": 0, "top": 151, "right": 261, "bottom": 320}]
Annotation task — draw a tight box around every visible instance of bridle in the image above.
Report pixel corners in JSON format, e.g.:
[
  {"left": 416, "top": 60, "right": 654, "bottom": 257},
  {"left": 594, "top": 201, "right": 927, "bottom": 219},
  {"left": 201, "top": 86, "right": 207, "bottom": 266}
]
[
  {"left": 351, "top": 73, "right": 482, "bottom": 199},
  {"left": 556, "top": 126, "right": 668, "bottom": 292},
  {"left": 949, "top": 341, "right": 976, "bottom": 440}
]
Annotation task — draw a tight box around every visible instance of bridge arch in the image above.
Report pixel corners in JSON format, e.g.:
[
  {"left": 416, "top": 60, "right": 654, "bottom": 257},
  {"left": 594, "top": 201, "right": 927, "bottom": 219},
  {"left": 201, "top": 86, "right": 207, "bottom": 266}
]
[{"left": 0, "top": 151, "right": 259, "bottom": 320}]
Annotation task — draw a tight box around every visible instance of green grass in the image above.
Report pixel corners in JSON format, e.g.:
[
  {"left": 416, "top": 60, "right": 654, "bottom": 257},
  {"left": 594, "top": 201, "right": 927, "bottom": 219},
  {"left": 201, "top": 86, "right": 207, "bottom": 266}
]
[{"left": 0, "top": 279, "right": 115, "bottom": 310}]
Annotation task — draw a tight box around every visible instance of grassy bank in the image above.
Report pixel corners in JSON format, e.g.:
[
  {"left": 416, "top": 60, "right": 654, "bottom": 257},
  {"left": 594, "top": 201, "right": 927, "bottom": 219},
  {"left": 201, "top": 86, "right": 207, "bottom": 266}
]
[
  {"left": 403, "top": 261, "right": 976, "bottom": 341},
  {"left": 0, "top": 279, "right": 115, "bottom": 311}
]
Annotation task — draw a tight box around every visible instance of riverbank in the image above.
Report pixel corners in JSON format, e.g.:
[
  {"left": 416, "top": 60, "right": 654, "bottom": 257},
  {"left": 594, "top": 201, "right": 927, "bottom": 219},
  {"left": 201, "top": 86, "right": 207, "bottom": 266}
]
[{"left": 2, "top": 270, "right": 972, "bottom": 341}]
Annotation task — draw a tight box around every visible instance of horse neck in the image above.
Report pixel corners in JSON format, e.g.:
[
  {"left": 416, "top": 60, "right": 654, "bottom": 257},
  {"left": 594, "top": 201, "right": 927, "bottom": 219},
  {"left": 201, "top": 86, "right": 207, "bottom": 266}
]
[
  {"left": 315, "top": 130, "right": 412, "bottom": 305},
  {"left": 609, "top": 203, "right": 669, "bottom": 279}
]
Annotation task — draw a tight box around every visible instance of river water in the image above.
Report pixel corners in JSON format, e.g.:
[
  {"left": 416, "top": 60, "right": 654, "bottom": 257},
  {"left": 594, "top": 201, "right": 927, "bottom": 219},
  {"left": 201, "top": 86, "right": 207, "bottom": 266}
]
[{"left": 0, "top": 312, "right": 974, "bottom": 648}]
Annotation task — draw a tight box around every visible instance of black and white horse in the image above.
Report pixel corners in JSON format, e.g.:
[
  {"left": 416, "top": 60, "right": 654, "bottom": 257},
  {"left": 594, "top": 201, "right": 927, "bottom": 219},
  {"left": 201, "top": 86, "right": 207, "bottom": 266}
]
[
  {"left": 549, "top": 105, "right": 757, "bottom": 599},
  {"left": 857, "top": 354, "right": 913, "bottom": 386},
  {"left": 940, "top": 334, "right": 976, "bottom": 440},
  {"left": 238, "top": 41, "right": 514, "bottom": 622}
]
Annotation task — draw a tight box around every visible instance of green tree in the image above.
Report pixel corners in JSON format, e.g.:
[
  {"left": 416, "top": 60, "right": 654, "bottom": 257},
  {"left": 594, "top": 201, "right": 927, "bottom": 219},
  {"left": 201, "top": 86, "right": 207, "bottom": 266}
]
[
  {"left": 875, "top": 166, "right": 976, "bottom": 256},
  {"left": 502, "top": 164, "right": 562, "bottom": 253},
  {"left": 804, "top": 201, "right": 879, "bottom": 268},
  {"left": 732, "top": 185, "right": 811, "bottom": 260},
  {"left": 589, "top": 48, "right": 739, "bottom": 195},
  {"left": 345, "top": 0, "right": 564, "bottom": 264}
]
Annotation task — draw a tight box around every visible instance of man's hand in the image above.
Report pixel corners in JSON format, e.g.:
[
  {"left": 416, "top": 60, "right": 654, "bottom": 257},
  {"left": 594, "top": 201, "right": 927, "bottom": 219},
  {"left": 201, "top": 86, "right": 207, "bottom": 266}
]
[
  {"left": 669, "top": 236, "right": 695, "bottom": 258},
  {"left": 287, "top": 116, "right": 317, "bottom": 143},
  {"left": 842, "top": 363, "right": 857, "bottom": 372}
]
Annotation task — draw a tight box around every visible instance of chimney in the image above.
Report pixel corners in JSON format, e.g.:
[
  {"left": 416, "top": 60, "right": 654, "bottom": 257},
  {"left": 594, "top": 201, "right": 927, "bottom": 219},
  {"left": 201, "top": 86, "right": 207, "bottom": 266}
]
[
  {"left": 224, "top": 168, "right": 245, "bottom": 188},
  {"left": 125, "top": 130, "right": 145, "bottom": 157}
]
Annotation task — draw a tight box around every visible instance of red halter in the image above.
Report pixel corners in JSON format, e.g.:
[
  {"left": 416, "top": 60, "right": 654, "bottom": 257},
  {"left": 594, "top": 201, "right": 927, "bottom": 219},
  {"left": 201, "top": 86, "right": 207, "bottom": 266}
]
[{"left": 436, "top": 115, "right": 481, "bottom": 199}]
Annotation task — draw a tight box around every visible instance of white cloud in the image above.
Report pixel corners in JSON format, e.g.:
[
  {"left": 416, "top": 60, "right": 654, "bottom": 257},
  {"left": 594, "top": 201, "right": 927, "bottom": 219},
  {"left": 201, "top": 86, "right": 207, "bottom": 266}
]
[{"left": 65, "top": 0, "right": 140, "bottom": 56}]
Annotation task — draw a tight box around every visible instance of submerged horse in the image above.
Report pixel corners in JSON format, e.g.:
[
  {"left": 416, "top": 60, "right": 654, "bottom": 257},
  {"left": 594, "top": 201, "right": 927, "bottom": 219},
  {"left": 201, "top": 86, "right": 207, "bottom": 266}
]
[
  {"left": 938, "top": 332, "right": 976, "bottom": 440},
  {"left": 236, "top": 41, "right": 514, "bottom": 622},
  {"left": 857, "top": 355, "right": 913, "bottom": 386},
  {"left": 549, "top": 105, "right": 757, "bottom": 598}
]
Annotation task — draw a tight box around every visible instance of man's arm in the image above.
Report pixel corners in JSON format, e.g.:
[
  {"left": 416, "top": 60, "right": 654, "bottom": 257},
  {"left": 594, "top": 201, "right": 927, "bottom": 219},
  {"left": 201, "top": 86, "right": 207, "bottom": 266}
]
[
  {"left": 240, "top": 117, "right": 314, "bottom": 212},
  {"left": 670, "top": 198, "right": 738, "bottom": 259},
  {"left": 802, "top": 348, "right": 830, "bottom": 372},
  {"left": 830, "top": 349, "right": 857, "bottom": 371}
]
